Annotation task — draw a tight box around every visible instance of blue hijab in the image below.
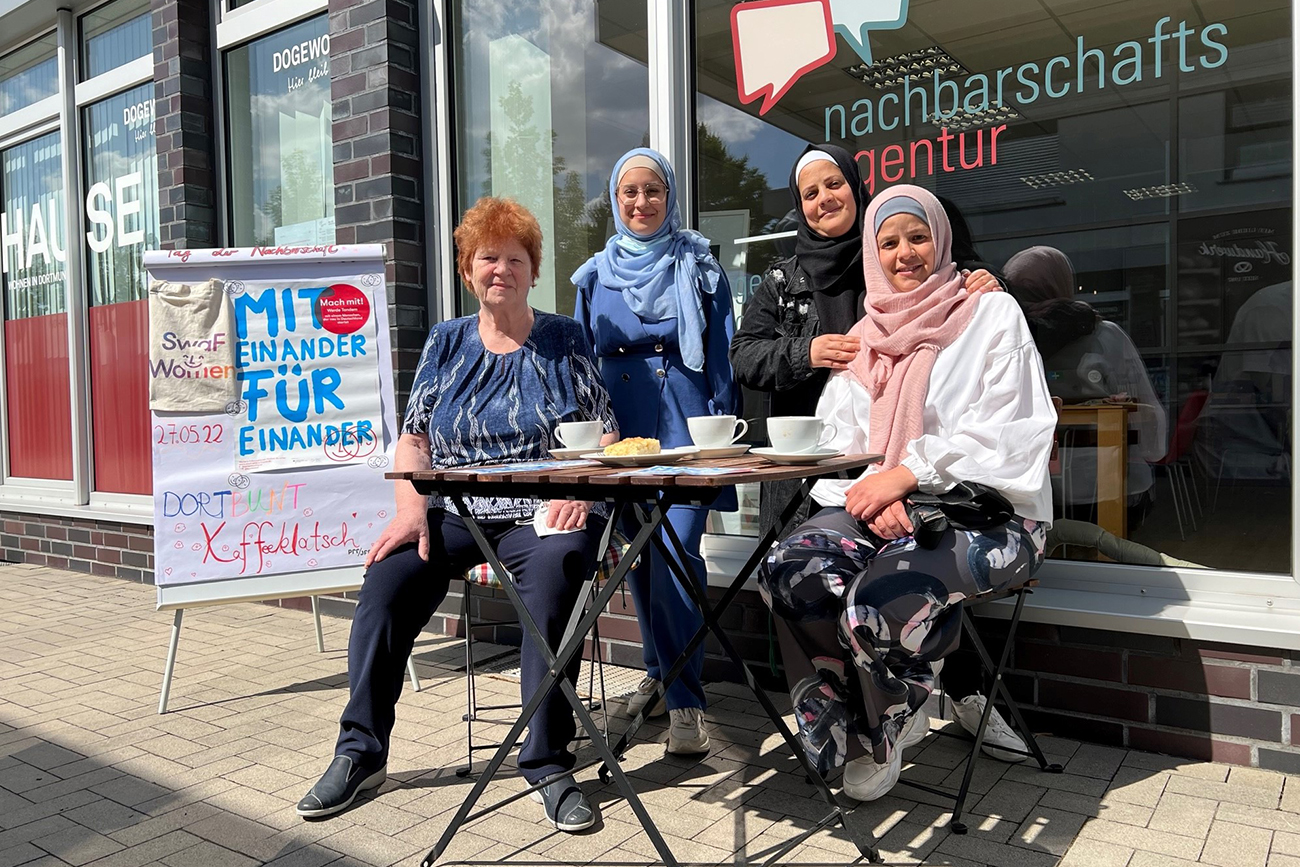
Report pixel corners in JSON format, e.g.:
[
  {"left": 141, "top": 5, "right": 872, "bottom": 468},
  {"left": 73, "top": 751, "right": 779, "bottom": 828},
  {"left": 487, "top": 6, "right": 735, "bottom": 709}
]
[{"left": 571, "top": 148, "right": 723, "bottom": 373}]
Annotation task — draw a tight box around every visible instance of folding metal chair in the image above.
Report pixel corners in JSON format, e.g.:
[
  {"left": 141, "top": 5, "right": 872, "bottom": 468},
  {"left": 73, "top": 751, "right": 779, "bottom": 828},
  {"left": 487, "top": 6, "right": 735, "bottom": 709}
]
[
  {"left": 451, "top": 532, "right": 637, "bottom": 777},
  {"left": 899, "top": 579, "right": 1063, "bottom": 833}
]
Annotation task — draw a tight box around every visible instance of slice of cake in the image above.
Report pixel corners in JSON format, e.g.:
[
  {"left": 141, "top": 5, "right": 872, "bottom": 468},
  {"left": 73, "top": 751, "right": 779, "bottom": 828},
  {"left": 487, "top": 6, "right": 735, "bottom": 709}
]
[{"left": 604, "top": 437, "right": 661, "bottom": 456}]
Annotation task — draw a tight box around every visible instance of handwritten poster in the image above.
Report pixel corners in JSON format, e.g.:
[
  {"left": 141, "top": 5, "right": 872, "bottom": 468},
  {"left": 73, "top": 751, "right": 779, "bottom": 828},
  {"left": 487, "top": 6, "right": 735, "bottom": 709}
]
[
  {"left": 231, "top": 278, "right": 382, "bottom": 472},
  {"left": 145, "top": 246, "right": 397, "bottom": 588}
]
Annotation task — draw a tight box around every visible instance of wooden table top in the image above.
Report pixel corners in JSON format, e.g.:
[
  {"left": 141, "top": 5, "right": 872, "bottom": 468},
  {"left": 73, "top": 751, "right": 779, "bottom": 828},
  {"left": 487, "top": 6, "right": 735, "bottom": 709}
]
[{"left": 388, "top": 454, "right": 883, "bottom": 489}]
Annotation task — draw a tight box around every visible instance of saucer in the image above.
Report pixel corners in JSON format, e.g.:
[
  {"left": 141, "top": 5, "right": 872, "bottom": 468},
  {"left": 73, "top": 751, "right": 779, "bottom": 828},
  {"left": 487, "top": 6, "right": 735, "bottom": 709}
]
[
  {"left": 752, "top": 446, "right": 842, "bottom": 465},
  {"left": 581, "top": 446, "right": 700, "bottom": 467},
  {"left": 549, "top": 447, "right": 598, "bottom": 460},
  {"left": 692, "top": 444, "right": 751, "bottom": 459}
]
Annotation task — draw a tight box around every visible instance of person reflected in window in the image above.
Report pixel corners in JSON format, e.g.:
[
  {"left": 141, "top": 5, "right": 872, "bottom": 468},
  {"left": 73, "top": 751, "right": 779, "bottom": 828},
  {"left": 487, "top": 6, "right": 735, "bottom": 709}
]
[
  {"left": 1196, "top": 280, "right": 1292, "bottom": 493},
  {"left": 1005, "top": 247, "right": 1168, "bottom": 532},
  {"left": 730, "top": 147, "right": 1021, "bottom": 763},
  {"left": 572, "top": 148, "right": 738, "bottom": 756},
  {"left": 756, "top": 185, "right": 1056, "bottom": 803},
  {"left": 297, "top": 198, "right": 618, "bottom": 832}
]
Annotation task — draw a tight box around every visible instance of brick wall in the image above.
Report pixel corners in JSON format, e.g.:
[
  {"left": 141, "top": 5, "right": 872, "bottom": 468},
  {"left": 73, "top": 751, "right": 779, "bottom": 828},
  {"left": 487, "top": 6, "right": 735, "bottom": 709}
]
[
  {"left": 151, "top": 0, "right": 217, "bottom": 249},
  {"left": 0, "top": 511, "right": 154, "bottom": 582},
  {"left": 410, "top": 584, "right": 1300, "bottom": 771},
  {"left": 4, "top": 520, "right": 1299, "bottom": 771},
  {"left": 955, "top": 615, "right": 1300, "bottom": 772},
  {"left": 327, "top": 0, "right": 428, "bottom": 406}
]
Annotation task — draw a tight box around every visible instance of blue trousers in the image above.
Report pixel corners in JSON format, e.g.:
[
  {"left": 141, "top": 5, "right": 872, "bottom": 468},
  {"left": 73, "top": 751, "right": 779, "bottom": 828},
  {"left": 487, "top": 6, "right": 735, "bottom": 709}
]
[
  {"left": 335, "top": 509, "right": 604, "bottom": 784},
  {"left": 624, "top": 503, "right": 708, "bottom": 711}
]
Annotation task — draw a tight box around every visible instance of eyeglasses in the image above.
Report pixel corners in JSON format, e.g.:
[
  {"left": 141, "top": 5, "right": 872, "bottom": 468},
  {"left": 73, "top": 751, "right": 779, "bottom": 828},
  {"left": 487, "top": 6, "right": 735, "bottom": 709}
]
[{"left": 617, "top": 185, "right": 667, "bottom": 204}]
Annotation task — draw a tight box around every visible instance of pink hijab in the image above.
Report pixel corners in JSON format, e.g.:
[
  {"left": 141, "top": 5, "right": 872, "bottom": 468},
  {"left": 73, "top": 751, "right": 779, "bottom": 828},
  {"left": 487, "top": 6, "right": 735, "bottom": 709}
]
[{"left": 846, "top": 185, "right": 980, "bottom": 470}]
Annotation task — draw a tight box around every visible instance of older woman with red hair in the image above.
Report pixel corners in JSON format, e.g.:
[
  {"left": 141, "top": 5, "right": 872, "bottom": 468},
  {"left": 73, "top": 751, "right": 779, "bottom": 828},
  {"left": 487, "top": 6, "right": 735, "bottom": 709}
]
[{"left": 298, "top": 197, "right": 617, "bottom": 832}]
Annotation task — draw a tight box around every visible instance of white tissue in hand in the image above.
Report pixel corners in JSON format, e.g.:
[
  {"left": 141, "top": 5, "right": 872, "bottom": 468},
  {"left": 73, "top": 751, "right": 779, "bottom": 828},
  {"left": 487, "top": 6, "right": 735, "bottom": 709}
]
[{"left": 533, "top": 505, "right": 581, "bottom": 537}]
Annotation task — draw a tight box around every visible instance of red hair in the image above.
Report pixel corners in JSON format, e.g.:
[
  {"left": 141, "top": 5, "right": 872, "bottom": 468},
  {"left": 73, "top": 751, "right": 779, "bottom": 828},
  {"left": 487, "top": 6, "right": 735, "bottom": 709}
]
[{"left": 453, "top": 197, "right": 543, "bottom": 285}]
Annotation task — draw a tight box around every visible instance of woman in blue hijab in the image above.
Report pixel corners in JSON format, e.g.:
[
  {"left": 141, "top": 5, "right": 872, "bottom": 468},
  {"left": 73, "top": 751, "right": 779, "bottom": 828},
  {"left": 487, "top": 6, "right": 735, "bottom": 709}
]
[{"left": 573, "top": 147, "right": 738, "bottom": 756}]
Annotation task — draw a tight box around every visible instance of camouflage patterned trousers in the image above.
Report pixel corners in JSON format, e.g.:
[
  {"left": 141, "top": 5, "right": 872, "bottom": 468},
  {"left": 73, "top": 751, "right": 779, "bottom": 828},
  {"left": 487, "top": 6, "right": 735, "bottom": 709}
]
[{"left": 758, "top": 507, "right": 1046, "bottom": 773}]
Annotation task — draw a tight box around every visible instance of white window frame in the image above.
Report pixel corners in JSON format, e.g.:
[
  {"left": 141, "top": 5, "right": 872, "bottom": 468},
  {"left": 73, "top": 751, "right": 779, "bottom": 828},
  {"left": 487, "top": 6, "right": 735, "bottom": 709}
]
[
  {"left": 0, "top": 7, "right": 157, "bottom": 523},
  {"left": 216, "top": 0, "right": 328, "bottom": 52},
  {"left": 75, "top": 4, "right": 153, "bottom": 513},
  {"left": 0, "top": 31, "right": 76, "bottom": 508}
]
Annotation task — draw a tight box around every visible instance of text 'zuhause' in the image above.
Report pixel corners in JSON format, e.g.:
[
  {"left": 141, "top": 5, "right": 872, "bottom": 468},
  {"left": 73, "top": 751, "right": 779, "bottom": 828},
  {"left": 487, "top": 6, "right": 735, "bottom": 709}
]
[{"left": 828, "top": 17, "right": 1229, "bottom": 194}]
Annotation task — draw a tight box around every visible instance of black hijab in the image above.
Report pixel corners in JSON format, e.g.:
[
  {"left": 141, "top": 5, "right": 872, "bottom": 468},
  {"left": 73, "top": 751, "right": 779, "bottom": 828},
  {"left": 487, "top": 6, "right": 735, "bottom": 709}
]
[{"left": 789, "top": 143, "right": 869, "bottom": 335}]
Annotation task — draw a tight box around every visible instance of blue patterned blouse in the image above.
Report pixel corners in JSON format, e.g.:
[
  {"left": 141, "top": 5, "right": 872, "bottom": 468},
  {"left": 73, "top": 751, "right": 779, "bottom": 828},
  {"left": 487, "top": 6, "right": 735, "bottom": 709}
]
[{"left": 402, "top": 312, "right": 617, "bottom": 521}]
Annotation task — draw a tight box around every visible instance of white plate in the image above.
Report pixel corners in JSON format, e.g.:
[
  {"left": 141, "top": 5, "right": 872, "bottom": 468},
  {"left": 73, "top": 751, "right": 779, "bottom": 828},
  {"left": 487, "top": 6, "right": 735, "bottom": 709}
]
[
  {"left": 752, "top": 446, "right": 842, "bottom": 465},
  {"left": 692, "top": 444, "right": 752, "bottom": 459},
  {"left": 581, "top": 446, "right": 700, "bottom": 467},
  {"left": 549, "top": 447, "right": 598, "bottom": 460}
]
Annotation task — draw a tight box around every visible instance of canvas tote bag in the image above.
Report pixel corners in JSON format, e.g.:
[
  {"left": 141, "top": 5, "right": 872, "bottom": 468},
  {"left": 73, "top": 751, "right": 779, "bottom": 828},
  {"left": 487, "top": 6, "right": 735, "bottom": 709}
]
[{"left": 148, "top": 278, "right": 238, "bottom": 412}]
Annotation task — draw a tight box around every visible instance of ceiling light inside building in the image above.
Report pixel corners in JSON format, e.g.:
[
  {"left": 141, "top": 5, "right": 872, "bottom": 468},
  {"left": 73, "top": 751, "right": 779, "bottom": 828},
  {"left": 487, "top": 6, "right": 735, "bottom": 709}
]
[
  {"left": 939, "top": 104, "right": 1022, "bottom": 131},
  {"left": 846, "top": 46, "right": 968, "bottom": 90},
  {"left": 1123, "top": 182, "right": 1198, "bottom": 200},
  {"left": 1019, "top": 169, "right": 1095, "bottom": 190}
]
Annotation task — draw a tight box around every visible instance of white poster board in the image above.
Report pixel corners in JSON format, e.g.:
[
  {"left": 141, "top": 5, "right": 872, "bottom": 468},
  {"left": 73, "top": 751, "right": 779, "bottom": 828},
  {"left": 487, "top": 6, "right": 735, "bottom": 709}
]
[{"left": 144, "top": 245, "right": 398, "bottom": 611}]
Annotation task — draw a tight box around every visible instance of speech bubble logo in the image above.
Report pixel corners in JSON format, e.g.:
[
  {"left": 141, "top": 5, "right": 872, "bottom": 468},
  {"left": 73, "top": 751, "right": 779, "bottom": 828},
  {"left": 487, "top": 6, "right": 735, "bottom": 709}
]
[
  {"left": 732, "top": 0, "right": 835, "bottom": 116},
  {"left": 828, "top": 0, "right": 909, "bottom": 66}
]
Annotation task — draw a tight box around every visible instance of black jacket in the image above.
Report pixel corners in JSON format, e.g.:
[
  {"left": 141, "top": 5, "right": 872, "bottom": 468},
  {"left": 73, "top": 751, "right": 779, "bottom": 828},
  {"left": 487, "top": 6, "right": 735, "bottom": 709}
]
[
  {"left": 729, "top": 254, "right": 831, "bottom": 535},
  {"left": 729, "top": 255, "right": 830, "bottom": 420}
]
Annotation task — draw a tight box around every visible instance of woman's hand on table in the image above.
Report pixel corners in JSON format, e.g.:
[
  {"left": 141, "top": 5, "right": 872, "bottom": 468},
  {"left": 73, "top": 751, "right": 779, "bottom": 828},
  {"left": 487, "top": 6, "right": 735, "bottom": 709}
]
[
  {"left": 809, "top": 334, "right": 861, "bottom": 370},
  {"left": 547, "top": 499, "right": 591, "bottom": 531},
  {"left": 965, "top": 269, "right": 1002, "bottom": 296},
  {"left": 867, "top": 500, "right": 914, "bottom": 540},
  {"left": 845, "top": 466, "right": 918, "bottom": 523},
  {"left": 366, "top": 507, "right": 430, "bottom": 566}
]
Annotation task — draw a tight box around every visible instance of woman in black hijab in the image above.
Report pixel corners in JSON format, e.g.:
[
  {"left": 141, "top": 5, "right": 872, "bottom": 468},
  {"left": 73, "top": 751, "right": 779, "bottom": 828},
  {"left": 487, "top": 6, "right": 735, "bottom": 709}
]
[{"left": 729, "top": 144, "right": 867, "bottom": 442}]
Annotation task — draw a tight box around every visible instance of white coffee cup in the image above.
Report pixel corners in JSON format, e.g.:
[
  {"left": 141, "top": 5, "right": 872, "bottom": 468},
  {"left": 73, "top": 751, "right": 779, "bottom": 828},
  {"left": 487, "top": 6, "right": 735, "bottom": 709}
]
[
  {"left": 555, "top": 420, "right": 603, "bottom": 450},
  {"left": 687, "top": 414, "right": 749, "bottom": 448},
  {"left": 767, "top": 416, "right": 837, "bottom": 454}
]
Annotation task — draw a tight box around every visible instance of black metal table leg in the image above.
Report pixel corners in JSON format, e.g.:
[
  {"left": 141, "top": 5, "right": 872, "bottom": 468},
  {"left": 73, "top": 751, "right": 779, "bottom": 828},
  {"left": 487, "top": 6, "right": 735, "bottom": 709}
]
[
  {"left": 422, "top": 498, "right": 684, "bottom": 867},
  {"left": 648, "top": 498, "right": 883, "bottom": 864},
  {"left": 595, "top": 484, "right": 883, "bottom": 865}
]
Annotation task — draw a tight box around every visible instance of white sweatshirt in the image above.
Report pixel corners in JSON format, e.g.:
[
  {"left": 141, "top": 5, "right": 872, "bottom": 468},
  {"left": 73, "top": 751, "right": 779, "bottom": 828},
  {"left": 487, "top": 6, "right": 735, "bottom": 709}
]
[{"left": 811, "top": 293, "right": 1057, "bottom": 524}]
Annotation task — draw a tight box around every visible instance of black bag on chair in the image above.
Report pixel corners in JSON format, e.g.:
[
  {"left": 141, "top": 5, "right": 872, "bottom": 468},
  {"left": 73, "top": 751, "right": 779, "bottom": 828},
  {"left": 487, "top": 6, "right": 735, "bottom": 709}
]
[{"left": 904, "top": 482, "right": 1016, "bottom": 549}]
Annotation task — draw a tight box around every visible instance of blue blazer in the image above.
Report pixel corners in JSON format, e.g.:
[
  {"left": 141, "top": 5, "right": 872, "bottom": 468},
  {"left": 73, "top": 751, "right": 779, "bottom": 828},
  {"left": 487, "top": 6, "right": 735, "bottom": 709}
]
[{"left": 574, "top": 272, "right": 739, "bottom": 512}]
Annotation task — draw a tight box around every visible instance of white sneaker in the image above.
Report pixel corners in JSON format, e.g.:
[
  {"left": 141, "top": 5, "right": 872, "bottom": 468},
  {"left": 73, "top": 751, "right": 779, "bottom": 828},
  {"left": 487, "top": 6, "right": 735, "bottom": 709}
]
[
  {"left": 842, "top": 749, "right": 902, "bottom": 802},
  {"left": 626, "top": 676, "right": 667, "bottom": 719},
  {"left": 666, "top": 707, "right": 710, "bottom": 755},
  {"left": 950, "top": 694, "right": 1028, "bottom": 763},
  {"left": 898, "top": 711, "right": 930, "bottom": 750}
]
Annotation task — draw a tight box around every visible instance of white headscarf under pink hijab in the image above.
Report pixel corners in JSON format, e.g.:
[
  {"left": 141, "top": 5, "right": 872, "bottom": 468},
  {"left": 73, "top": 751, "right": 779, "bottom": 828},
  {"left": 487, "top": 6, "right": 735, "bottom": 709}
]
[{"left": 846, "top": 185, "right": 980, "bottom": 470}]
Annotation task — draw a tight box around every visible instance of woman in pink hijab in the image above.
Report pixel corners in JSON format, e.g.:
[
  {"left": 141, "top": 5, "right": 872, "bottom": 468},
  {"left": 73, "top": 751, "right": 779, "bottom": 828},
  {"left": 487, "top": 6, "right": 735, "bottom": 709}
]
[{"left": 756, "top": 185, "right": 1057, "bottom": 803}]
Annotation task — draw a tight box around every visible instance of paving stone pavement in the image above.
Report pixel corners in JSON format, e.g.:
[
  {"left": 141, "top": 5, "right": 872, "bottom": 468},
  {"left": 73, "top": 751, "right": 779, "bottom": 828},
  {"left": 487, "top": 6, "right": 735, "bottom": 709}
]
[{"left": 2, "top": 561, "right": 1299, "bottom": 866}]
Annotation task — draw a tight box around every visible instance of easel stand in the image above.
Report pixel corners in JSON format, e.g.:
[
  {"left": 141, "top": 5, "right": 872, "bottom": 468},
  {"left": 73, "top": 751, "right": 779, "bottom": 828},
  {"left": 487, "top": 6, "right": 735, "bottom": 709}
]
[{"left": 157, "top": 592, "right": 421, "bottom": 713}]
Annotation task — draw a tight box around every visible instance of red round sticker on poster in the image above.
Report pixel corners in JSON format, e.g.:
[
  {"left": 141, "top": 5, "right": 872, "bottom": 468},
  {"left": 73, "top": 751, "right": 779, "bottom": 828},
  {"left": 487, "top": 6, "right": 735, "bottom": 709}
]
[{"left": 315, "top": 284, "right": 371, "bottom": 334}]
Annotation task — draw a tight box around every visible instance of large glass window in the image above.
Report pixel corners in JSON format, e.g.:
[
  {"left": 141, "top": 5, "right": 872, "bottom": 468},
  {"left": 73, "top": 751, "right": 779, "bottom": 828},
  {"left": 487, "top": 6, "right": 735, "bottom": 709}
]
[
  {"left": 84, "top": 83, "right": 160, "bottom": 306},
  {"left": 697, "top": 0, "right": 1292, "bottom": 573},
  {"left": 83, "top": 83, "right": 160, "bottom": 496},
  {"left": 81, "top": 0, "right": 152, "bottom": 79},
  {"left": 452, "top": 0, "right": 650, "bottom": 315},
  {"left": 2, "top": 131, "right": 72, "bottom": 481},
  {"left": 224, "top": 14, "right": 334, "bottom": 246},
  {"left": 2, "top": 132, "right": 66, "bottom": 319},
  {"left": 0, "top": 34, "right": 58, "bottom": 115}
]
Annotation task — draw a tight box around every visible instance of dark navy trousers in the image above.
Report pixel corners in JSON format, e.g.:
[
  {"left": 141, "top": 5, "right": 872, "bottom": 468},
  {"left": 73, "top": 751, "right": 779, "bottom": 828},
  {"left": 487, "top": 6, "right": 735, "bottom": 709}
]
[
  {"left": 335, "top": 508, "right": 605, "bottom": 784},
  {"left": 623, "top": 503, "right": 708, "bottom": 711}
]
